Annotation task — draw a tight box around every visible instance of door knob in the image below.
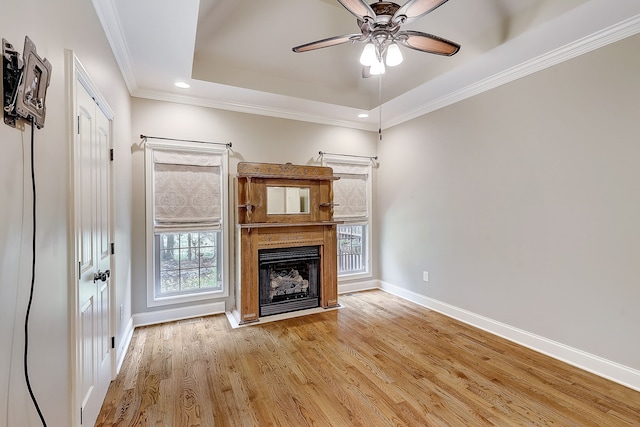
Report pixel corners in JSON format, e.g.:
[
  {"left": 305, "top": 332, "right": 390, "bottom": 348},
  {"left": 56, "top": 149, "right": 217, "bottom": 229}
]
[{"left": 93, "top": 269, "right": 111, "bottom": 283}]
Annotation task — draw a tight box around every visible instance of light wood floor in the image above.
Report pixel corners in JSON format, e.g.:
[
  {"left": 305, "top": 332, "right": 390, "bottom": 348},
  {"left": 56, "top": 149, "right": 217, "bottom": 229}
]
[{"left": 96, "top": 290, "right": 640, "bottom": 426}]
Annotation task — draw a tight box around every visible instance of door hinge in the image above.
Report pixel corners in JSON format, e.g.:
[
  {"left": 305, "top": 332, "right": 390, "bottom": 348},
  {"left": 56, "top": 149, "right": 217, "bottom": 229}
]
[
  {"left": 110, "top": 242, "right": 115, "bottom": 255},
  {"left": 77, "top": 115, "right": 80, "bottom": 134},
  {"left": 110, "top": 148, "right": 114, "bottom": 161},
  {"left": 111, "top": 336, "right": 115, "bottom": 349},
  {"left": 80, "top": 407, "right": 83, "bottom": 425}
]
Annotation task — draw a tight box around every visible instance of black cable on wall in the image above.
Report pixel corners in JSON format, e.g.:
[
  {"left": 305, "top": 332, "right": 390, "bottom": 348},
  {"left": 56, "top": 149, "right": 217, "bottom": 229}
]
[{"left": 24, "top": 117, "right": 47, "bottom": 426}]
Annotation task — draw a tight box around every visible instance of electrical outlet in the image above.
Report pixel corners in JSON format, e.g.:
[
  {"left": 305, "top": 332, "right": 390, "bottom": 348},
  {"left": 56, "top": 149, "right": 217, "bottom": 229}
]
[{"left": 423, "top": 271, "right": 429, "bottom": 282}]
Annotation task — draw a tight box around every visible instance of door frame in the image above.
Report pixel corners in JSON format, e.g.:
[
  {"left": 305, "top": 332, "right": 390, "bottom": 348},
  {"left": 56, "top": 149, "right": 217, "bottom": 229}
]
[{"left": 66, "top": 50, "right": 116, "bottom": 426}]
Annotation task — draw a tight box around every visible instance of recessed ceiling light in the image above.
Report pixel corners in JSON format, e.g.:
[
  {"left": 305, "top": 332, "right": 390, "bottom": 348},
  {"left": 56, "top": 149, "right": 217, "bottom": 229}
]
[
  {"left": 174, "top": 81, "right": 190, "bottom": 89},
  {"left": 358, "top": 113, "right": 369, "bottom": 118}
]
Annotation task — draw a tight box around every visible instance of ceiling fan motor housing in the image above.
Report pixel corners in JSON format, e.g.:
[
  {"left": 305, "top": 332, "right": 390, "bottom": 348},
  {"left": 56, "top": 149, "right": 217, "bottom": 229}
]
[
  {"left": 370, "top": 2, "right": 401, "bottom": 21},
  {"left": 358, "top": 2, "right": 403, "bottom": 39}
]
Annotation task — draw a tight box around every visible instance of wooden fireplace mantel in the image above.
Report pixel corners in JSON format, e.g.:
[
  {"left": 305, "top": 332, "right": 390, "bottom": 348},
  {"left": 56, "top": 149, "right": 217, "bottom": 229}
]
[{"left": 233, "top": 162, "right": 340, "bottom": 324}]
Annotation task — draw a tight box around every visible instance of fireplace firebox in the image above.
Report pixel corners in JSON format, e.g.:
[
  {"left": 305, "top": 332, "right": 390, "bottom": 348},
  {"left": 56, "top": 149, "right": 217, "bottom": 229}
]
[{"left": 258, "top": 246, "right": 320, "bottom": 316}]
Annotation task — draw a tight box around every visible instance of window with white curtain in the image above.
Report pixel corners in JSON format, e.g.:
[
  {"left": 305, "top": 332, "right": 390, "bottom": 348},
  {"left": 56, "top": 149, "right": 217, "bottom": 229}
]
[
  {"left": 145, "top": 140, "right": 229, "bottom": 306},
  {"left": 323, "top": 155, "right": 373, "bottom": 278}
]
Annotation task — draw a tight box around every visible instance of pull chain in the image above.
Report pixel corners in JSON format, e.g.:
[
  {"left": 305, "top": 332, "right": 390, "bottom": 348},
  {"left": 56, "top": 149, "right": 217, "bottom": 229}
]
[{"left": 378, "top": 74, "right": 383, "bottom": 141}]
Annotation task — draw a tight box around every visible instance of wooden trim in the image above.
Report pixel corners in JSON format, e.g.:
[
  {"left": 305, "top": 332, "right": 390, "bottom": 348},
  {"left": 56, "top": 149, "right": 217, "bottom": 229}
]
[
  {"left": 237, "top": 161, "right": 337, "bottom": 180},
  {"left": 321, "top": 225, "right": 339, "bottom": 308},
  {"left": 238, "top": 221, "right": 341, "bottom": 229}
]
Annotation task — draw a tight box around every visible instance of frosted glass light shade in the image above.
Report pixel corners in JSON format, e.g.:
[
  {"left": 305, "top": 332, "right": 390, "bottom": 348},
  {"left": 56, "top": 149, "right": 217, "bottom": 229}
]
[
  {"left": 385, "top": 43, "right": 403, "bottom": 66},
  {"left": 359, "top": 43, "right": 377, "bottom": 66}
]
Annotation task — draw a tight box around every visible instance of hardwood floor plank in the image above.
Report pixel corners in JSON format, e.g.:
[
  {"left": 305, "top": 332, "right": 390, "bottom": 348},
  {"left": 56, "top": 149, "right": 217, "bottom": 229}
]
[{"left": 97, "top": 290, "right": 640, "bottom": 426}]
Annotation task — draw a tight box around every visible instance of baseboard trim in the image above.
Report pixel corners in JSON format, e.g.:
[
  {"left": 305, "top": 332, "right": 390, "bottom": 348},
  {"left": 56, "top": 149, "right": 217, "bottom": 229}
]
[
  {"left": 115, "top": 317, "right": 134, "bottom": 375},
  {"left": 132, "top": 301, "right": 226, "bottom": 328},
  {"left": 377, "top": 280, "right": 640, "bottom": 392},
  {"left": 339, "top": 279, "right": 379, "bottom": 294}
]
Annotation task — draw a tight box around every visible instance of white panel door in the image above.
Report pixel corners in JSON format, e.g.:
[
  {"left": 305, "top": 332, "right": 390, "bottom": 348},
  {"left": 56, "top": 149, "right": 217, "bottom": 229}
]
[{"left": 75, "top": 81, "right": 112, "bottom": 426}]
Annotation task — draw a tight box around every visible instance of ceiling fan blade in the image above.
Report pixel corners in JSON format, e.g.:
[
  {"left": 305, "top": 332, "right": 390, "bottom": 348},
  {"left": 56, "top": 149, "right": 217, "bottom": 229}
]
[
  {"left": 392, "top": 0, "right": 449, "bottom": 24},
  {"left": 397, "top": 30, "right": 460, "bottom": 56},
  {"left": 292, "top": 34, "right": 362, "bottom": 53},
  {"left": 337, "top": 0, "right": 376, "bottom": 21}
]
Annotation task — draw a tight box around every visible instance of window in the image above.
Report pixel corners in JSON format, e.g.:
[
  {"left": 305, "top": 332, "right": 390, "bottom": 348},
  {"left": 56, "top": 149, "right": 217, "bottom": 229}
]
[
  {"left": 145, "top": 140, "right": 229, "bottom": 306},
  {"left": 337, "top": 224, "right": 367, "bottom": 274},
  {"left": 155, "top": 231, "right": 221, "bottom": 296},
  {"left": 323, "top": 156, "right": 372, "bottom": 278}
]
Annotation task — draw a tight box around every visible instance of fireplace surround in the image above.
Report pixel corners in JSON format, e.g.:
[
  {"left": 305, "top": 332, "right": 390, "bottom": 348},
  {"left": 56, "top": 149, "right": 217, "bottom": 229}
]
[{"left": 232, "top": 162, "right": 340, "bottom": 324}]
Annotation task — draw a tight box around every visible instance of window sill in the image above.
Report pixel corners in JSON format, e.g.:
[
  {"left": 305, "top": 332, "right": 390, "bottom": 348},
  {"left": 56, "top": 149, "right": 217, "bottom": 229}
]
[
  {"left": 147, "top": 288, "right": 228, "bottom": 308},
  {"left": 338, "top": 271, "right": 372, "bottom": 282}
]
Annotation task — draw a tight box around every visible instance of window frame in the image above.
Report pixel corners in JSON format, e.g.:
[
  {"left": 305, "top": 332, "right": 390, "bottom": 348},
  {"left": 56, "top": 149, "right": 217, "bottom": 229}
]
[
  {"left": 322, "top": 155, "right": 373, "bottom": 280},
  {"left": 145, "top": 140, "right": 230, "bottom": 307}
]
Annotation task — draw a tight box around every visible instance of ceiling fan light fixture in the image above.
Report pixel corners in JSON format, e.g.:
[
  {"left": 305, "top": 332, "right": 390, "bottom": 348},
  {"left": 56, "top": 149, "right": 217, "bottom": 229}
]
[
  {"left": 359, "top": 43, "right": 377, "bottom": 66},
  {"left": 385, "top": 43, "right": 403, "bottom": 66},
  {"left": 292, "top": 0, "right": 460, "bottom": 77},
  {"left": 370, "top": 59, "right": 385, "bottom": 75}
]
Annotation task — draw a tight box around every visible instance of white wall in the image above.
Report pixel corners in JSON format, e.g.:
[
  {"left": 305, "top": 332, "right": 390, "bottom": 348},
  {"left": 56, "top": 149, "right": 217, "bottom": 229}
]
[
  {"left": 377, "top": 33, "right": 640, "bottom": 372},
  {"left": 130, "top": 98, "right": 377, "bottom": 316},
  {"left": 0, "top": 1, "right": 132, "bottom": 425}
]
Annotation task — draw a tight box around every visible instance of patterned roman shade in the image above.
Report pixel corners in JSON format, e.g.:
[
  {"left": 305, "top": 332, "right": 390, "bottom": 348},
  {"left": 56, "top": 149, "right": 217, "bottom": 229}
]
[
  {"left": 325, "top": 160, "right": 370, "bottom": 221},
  {"left": 153, "top": 149, "right": 222, "bottom": 231}
]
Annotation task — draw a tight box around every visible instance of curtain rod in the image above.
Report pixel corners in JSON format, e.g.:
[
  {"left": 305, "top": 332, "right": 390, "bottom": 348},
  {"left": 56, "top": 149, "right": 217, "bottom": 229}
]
[
  {"left": 319, "top": 151, "right": 378, "bottom": 160},
  {"left": 140, "top": 134, "right": 232, "bottom": 148}
]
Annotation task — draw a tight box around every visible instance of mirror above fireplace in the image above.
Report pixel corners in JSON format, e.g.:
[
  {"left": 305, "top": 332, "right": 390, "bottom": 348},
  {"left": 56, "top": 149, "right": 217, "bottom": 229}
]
[{"left": 266, "top": 186, "right": 310, "bottom": 215}]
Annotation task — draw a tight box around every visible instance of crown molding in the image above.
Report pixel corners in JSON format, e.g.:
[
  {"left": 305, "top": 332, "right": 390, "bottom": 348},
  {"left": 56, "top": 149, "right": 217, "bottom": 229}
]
[
  {"left": 384, "top": 14, "right": 640, "bottom": 129},
  {"left": 132, "top": 88, "right": 378, "bottom": 132},
  {"left": 91, "top": 0, "right": 137, "bottom": 93}
]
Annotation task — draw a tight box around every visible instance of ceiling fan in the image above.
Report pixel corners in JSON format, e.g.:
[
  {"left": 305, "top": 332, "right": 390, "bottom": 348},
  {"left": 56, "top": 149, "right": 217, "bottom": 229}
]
[{"left": 292, "top": 0, "right": 460, "bottom": 75}]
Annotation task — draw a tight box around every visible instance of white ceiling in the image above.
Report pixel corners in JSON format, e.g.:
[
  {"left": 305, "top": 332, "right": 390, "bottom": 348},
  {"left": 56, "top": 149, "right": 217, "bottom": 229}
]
[{"left": 93, "top": 0, "right": 640, "bottom": 131}]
